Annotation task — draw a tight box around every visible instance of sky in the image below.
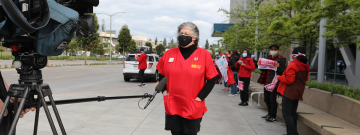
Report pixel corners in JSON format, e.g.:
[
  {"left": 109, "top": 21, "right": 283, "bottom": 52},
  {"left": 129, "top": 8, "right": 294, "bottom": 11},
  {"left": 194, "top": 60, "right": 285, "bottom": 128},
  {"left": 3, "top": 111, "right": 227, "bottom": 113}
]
[{"left": 94, "top": 0, "right": 230, "bottom": 47}]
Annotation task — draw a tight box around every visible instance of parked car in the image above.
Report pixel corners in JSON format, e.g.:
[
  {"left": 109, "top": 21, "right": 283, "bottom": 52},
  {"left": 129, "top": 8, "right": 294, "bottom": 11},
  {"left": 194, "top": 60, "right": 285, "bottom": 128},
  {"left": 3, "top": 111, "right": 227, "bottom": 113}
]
[{"left": 122, "top": 52, "right": 160, "bottom": 82}]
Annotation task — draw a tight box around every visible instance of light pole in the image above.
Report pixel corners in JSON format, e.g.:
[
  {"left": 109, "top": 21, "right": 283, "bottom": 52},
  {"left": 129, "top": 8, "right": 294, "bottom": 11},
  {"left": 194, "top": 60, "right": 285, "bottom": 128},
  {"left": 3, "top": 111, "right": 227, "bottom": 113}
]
[{"left": 97, "top": 12, "right": 126, "bottom": 64}]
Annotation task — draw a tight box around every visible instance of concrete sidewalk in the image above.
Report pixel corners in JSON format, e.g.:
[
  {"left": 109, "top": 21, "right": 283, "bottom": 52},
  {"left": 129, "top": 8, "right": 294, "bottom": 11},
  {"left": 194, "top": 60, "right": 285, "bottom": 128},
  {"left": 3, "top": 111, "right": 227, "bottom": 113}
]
[
  {"left": 16, "top": 82, "right": 286, "bottom": 135},
  {"left": 0, "top": 60, "right": 122, "bottom": 67}
]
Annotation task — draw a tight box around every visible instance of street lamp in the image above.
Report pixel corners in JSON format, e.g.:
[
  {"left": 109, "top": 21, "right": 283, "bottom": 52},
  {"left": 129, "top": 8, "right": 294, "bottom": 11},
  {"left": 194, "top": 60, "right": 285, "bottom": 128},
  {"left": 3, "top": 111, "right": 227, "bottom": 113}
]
[{"left": 97, "top": 12, "right": 126, "bottom": 64}]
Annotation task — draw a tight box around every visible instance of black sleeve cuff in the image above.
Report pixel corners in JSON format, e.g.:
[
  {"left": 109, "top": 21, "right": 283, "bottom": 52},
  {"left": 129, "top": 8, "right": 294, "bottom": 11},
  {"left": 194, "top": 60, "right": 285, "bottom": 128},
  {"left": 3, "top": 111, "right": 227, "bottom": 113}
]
[{"left": 159, "top": 73, "right": 167, "bottom": 93}]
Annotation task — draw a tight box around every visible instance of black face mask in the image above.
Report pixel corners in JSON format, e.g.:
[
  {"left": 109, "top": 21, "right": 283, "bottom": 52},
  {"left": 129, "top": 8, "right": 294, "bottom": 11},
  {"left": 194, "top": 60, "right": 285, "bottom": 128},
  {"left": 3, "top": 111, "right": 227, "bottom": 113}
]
[{"left": 178, "top": 35, "right": 193, "bottom": 47}]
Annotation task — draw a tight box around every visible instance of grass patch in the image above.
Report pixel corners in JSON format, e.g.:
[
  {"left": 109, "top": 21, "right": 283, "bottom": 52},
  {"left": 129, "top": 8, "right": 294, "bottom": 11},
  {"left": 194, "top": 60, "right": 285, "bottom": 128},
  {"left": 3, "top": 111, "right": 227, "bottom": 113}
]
[{"left": 47, "top": 56, "right": 122, "bottom": 61}]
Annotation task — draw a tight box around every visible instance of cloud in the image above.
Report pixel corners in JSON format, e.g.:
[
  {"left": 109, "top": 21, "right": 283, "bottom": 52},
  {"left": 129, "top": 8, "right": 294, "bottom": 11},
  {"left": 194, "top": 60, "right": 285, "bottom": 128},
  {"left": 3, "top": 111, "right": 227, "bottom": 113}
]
[{"left": 94, "top": 0, "right": 230, "bottom": 47}]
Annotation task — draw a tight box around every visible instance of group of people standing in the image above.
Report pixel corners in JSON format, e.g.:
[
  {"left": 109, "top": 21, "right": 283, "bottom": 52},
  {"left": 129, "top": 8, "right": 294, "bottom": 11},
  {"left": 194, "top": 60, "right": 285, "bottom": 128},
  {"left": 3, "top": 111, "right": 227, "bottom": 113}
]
[
  {"left": 214, "top": 44, "right": 310, "bottom": 135},
  {"left": 216, "top": 49, "right": 256, "bottom": 106}
]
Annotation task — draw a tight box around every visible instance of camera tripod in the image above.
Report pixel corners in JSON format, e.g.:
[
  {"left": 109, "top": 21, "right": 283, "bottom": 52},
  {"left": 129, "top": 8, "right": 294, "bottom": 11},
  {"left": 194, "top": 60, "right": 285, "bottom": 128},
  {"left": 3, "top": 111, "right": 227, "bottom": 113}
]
[{"left": 0, "top": 69, "right": 67, "bottom": 135}]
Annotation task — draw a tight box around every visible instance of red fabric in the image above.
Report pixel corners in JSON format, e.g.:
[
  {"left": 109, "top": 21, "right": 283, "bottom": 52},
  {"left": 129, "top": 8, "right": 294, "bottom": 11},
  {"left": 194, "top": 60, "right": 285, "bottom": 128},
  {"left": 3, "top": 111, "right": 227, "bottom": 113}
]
[
  {"left": 293, "top": 59, "right": 309, "bottom": 71},
  {"left": 226, "top": 68, "right": 235, "bottom": 85},
  {"left": 137, "top": 53, "right": 148, "bottom": 69},
  {"left": 156, "top": 47, "right": 218, "bottom": 119},
  {"left": 277, "top": 61, "right": 310, "bottom": 95},
  {"left": 258, "top": 55, "right": 283, "bottom": 85},
  {"left": 235, "top": 57, "right": 255, "bottom": 78}
]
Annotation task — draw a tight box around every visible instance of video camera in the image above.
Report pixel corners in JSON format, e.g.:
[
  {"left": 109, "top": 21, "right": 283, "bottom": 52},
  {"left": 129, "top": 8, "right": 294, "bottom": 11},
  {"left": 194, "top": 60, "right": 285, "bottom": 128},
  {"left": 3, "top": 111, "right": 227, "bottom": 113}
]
[{"left": 0, "top": 0, "right": 99, "bottom": 74}]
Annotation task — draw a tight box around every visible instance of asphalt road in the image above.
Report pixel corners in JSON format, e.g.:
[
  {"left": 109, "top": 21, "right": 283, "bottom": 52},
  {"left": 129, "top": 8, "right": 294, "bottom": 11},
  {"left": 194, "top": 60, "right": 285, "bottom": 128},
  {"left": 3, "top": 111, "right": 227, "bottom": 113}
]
[{"left": 1, "top": 65, "right": 149, "bottom": 94}]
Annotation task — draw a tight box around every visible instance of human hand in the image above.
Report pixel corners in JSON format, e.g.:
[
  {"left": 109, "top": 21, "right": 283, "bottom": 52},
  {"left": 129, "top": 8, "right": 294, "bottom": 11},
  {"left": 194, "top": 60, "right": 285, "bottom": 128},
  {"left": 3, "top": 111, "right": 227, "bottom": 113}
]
[
  {"left": 195, "top": 97, "right": 202, "bottom": 101},
  {"left": 241, "top": 63, "right": 246, "bottom": 67},
  {"left": 163, "top": 90, "right": 168, "bottom": 96},
  {"left": 238, "top": 60, "right": 243, "bottom": 64},
  {"left": 225, "top": 66, "right": 228, "bottom": 69},
  {"left": 10, "top": 98, "right": 36, "bottom": 118},
  {"left": 276, "top": 75, "right": 279, "bottom": 80},
  {"left": 275, "top": 62, "right": 279, "bottom": 67}
]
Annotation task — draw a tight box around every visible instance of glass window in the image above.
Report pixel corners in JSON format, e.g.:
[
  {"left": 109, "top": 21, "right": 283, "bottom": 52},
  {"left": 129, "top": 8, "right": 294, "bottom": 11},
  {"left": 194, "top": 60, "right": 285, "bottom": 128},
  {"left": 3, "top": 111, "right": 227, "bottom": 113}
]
[
  {"left": 326, "top": 73, "right": 335, "bottom": 81},
  {"left": 148, "top": 56, "right": 154, "bottom": 62},
  {"left": 326, "top": 46, "right": 336, "bottom": 73},
  {"left": 335, "top": 75, "right": 347, "bottom": 83},
  {"left": 126, "top": 55, "right": 136, "bottom": 61},
  {"left": 155, "top": 56, "right": 160, "bottom": 62}
]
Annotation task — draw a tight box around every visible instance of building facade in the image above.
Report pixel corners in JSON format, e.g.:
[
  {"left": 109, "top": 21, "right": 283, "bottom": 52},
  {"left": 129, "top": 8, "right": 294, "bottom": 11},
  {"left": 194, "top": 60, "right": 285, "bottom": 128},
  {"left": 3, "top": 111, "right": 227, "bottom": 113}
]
[{"left": 132, "top": 36, "right": 163, "bottom": 50}]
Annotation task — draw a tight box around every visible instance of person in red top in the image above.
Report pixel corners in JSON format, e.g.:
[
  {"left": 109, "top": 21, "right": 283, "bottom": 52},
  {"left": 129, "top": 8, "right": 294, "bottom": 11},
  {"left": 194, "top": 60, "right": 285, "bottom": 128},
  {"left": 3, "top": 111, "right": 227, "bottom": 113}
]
[
  {"left": 135, "top": 48, "right": 148, "bottom": 87},
  {"left": 157, "top": 22, "right": 218, "bottom": 135},
  {"left": 235, "top": 49, "right": 255, "bottom": 106},
  {"left": 276, "top": 47, "right": 310, "bottom": 135}
]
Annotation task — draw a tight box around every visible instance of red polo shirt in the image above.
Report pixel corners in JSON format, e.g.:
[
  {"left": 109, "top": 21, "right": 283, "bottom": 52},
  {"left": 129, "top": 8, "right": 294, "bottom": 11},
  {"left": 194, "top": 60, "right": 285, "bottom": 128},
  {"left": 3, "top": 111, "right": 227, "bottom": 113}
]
[{"left": 156, "top": 47, "right": 218, "bottom": 119}]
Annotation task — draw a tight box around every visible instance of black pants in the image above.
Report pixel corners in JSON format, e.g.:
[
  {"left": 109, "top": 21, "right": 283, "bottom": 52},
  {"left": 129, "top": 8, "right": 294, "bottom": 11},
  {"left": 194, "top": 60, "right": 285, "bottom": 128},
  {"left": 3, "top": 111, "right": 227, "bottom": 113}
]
[
  {"left": 282, "top": 96, "right": 299, "bottom": 135},
  {"left": 264, "top": 87, "right": 278, "bottom": 118},
  {"left": 239, "top": 77, "right": 250, "bottom": 102},
  {"left": 165, "top": 114, "right": 202, "bottom": 135},
  {"left": 139, "top": 69, "right": 145, "bottom": 84}
]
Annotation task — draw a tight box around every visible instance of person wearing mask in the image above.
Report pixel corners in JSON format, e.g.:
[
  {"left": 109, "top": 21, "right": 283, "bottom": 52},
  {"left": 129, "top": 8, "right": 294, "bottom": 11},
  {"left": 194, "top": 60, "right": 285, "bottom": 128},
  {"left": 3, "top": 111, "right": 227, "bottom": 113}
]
[
  {"left": 277, "top": 47, "right": 310, "bottom": 135},
  {"left": 157, "top": 22, "right": 218, "bottom": 135},
  {"left": 227, "top": 50, "right": 240, "bottom": 96},
  {"left": 257, "top": 44, "right": 287, "bottom": 122},
  {"left": 235, "top": 49, "right": 255, "bottom": 106},
  {"left": 221, "top": 51, "right": 231, "bottom": 91},
  {"left": 135, "top": 48, "right": 148, "bottom": 87},
  {"left": 0, "top": 77, "right": 35, "bottom": 134}
]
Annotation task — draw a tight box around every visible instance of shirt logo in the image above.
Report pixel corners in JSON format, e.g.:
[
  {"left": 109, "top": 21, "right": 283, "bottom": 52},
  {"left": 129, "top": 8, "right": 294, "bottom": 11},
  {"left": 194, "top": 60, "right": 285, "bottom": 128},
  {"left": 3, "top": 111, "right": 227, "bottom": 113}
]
[
  {"left": 194, "top": 57, "right": 198, "bottom": 61},
  {"left": 191, "top": 64, "right": 201, "bottom": 69},
  {"left": 169, "top": 58, "right": 174, "bottom": 62}
]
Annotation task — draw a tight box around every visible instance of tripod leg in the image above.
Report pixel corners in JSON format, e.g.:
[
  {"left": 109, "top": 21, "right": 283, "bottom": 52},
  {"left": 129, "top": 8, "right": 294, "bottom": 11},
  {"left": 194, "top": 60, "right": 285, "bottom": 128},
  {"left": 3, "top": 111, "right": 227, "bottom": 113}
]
[
  {"left": 48, "top": 95, "right": 67, "bottom": 135},
  {"left": 40, "top": 97, "right": 59, "bottom": 135},
  {"left": 8, "top": 91, "right": 28, "bottom": 135},
  {"left": 0, "top": 96, "right": 11, "bottom": 125},
  {"left": 33, "top": 101, "right": 41, "bottom": 135}
]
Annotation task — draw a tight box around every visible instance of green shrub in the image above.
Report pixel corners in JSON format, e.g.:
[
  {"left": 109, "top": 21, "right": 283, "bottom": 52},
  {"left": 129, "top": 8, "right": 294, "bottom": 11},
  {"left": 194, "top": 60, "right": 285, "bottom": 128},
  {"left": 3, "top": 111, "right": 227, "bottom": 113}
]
[
  {"left": 11, "top": 65, "right": 14, "bottom": 68},
  {"left": 4, "top": 65, "right": 8, "bottom": 68},
  {"left": 90, "top": 63, "right": 107, "bottom": 65},
  {"left": 252, "top": 68, "right": 262, "bottom": 74},
  {"left": 306, "top": 78, "right": 360, "bottom": 101}
]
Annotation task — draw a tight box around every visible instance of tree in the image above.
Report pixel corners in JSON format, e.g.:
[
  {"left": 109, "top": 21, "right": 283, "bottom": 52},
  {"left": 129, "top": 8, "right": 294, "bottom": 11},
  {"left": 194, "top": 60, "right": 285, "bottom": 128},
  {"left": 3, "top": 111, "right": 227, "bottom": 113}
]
[
  {"left": 155, "top": 37, "right": 158, "bottom": 45},
  {"left": 145, "top": 42, "right": 153, "bottom": 51},
  {"left": 163, "top": 38, "right": 167, "bottom": 48},
  {"left": 149, "top": 38, "right": 152, "bottom": 41},
  {"left": 205, "top": 39, "right": 209, "bottom": 49},
  {"left": 170, "top": 44, "right": 177, "bottom": 48},
  {"left": 101, "top": 19, "right": 105, "bottom": 32},
  {"left": 76, "top": 13, "right": 100, "bottom": 65},
  {"left": 91, "top": 43, "right": 105, "bottom": 60},
  {"left": 117, "top": 24, "right": 132, "bottom": 56},
  {"left": 155, "top": 44, "right": 166, "bottom": 56},
  {"left": 171, "top": 38, "right": 174, "bottom": 45},
  {"left": 116, "top": 39, "right": 136, "bottom": 54},
  {"left": 66, "top": 38, "right": 79, "bottom": 59}
]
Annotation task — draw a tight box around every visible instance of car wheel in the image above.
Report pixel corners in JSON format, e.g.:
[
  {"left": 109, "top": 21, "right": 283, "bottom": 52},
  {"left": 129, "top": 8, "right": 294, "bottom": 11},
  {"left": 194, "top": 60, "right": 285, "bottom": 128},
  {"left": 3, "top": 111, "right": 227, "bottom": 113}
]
[
  {"left": 152, "top": 71, "right": 159, "bottom": 82},
  {"left": 124, "top": 77, "right": 130, "bottom": 82}
]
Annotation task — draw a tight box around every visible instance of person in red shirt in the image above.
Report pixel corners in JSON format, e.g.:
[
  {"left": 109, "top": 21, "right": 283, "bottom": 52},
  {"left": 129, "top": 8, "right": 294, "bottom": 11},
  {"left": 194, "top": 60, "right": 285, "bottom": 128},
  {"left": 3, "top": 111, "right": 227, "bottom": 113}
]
[
  {"left": 277, "top": 47, "right": 310, "bottom": 135},
  {"left": 135, "top": 48, "right": 148, "bottom": 87},
  {"left": 157, "top": 22, "right": 218, "bottom": 135},
  {"left": 235, "top": 49, "right": 255, "bottom": 106}
]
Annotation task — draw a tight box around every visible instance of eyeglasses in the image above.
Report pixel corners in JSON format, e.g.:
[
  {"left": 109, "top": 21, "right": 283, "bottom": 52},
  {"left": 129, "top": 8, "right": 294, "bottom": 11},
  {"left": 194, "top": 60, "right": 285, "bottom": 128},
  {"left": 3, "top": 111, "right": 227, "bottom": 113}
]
[{"left": 270, "top": 49, "right": 278, "bottom": 51}]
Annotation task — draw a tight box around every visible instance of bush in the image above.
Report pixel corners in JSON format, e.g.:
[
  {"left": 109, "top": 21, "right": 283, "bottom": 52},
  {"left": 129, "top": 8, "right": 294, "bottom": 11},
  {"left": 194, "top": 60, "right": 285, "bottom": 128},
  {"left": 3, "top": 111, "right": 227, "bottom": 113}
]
[
  {"left": 90, "top": 63, "right": 107, "bottom": 65},
  {"left": 306, "top": 78, "right": 360, "bottom": 101},
  {"left": 11, "top": 65, "right": 14, "bottom": 68},
  {"left": 253, "top": 68, "right": 262, "bottom": 74},
  {"left": 4, "top": 65, "right": 8, "bottom": 68}
]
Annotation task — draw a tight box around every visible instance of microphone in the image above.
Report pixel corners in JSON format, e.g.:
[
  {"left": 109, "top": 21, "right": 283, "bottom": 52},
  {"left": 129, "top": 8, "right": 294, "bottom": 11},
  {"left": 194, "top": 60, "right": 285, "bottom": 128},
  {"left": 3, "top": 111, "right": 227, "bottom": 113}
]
[{"left": 143, "top": 77, "right": 167, "bottom": 109}]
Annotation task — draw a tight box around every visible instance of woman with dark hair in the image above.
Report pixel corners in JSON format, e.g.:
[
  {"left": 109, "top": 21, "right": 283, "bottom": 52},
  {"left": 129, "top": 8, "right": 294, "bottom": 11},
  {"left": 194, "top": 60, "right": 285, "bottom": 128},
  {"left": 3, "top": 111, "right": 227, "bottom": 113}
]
[
  {"left": 157, "top": 22, "right": 218, "bottom": 135},
  {"left": 227, "top": 50, "right": 240, "bottom": 96},
  {"left": 277, "top": 47, "right": 310, "bottom": 135},
  {"left": 235, "top": 49, "right": 255, "bottom": 106}
]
